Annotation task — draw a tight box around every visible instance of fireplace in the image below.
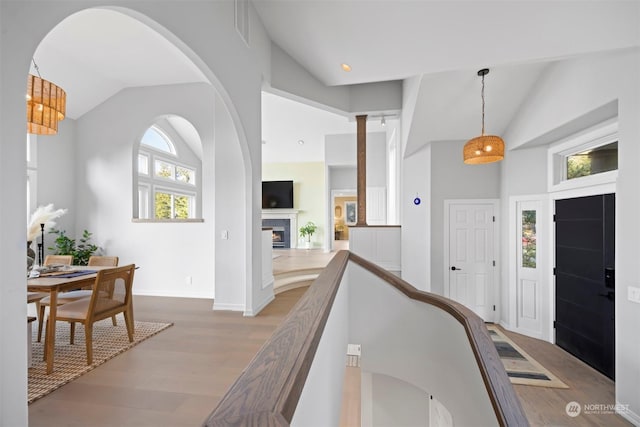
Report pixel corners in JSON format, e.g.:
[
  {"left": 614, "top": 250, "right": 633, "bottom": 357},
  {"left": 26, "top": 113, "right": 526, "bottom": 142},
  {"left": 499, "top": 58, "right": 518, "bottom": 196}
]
[
  {"left": 272, "top": 226, "right": 286, "bottom": 248},
  {"left": 262, "top": 209, "right": 299, "bottom": 249},
  {"left": 263, "top": 219, "right": 291, "bottom": 248}
]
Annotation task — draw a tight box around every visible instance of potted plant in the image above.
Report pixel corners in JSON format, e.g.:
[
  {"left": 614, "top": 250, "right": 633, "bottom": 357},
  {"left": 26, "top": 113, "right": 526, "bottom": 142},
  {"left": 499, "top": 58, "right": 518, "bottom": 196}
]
[
  {"left": 48, "top": 229, "right": 101, "bottom": 265},
  {"left": 299, "top": 221, "right": 318, "bottom": 249}
]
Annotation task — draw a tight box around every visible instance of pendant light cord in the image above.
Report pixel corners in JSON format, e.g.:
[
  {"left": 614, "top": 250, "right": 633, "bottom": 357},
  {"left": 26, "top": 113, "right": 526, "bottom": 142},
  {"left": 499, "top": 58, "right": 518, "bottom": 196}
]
[{"left": 481, "top": 72, "right": 485, "bottom": 136}]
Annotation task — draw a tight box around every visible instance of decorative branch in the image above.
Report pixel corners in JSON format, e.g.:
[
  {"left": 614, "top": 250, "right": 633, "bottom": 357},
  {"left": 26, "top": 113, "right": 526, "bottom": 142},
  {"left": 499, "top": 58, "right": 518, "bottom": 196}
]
[{"left": 27, "top": 204, "right": 67, "bottom": 242}]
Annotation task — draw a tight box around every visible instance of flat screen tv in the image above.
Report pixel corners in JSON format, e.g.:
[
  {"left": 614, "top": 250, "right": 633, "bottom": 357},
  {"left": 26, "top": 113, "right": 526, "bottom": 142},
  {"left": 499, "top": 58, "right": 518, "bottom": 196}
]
[{"left": 262, "top": 180, "right": 294, "bottom": 209}]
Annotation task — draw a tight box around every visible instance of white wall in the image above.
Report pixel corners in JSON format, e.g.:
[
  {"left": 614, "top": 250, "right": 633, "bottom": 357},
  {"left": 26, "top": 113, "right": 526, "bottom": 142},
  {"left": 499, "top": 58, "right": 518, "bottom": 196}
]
[
  {"left": 35, "top": 119, "right": 77, "bottom": 252},
  {"left": 75, "top": 83, "right": 215, "bottom": 299},
  {"left": 430, "top": 140, "right": 500, "bottom": 296},
  {"left": 371, "top": 373, "right": 428, "bottom": 427},
  {"left": 329, "top": 166, "right": 356, "bottom": 190},
  {"left": 401, "top": 145, "right": 431, "bottom": 291},
  {"left": 500, "top": 49, "right": 640, "bottom": 423},
  {"left": 213, "top": 94, "right": 248, "bottom": 311}
]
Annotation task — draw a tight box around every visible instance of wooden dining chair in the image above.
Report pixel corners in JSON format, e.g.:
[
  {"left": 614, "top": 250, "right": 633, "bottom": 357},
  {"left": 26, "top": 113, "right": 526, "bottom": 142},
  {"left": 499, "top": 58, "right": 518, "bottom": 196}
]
[
  {"left": 48, "top": 264, "right": 136, "bottom": 365},
  {"left": 43, "top": 255, "right": 73, "bottom": 266},
  {"left": 33, "top": 255, "right": 74, "bottom": 342},
  {"left": 37, "top": 256, "right": 120, "bottom": 342}
]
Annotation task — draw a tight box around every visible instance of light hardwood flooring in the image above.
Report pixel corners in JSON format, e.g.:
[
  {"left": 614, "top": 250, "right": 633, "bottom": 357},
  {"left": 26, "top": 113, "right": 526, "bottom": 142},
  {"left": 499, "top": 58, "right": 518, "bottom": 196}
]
[
  {"left": 29, "top": 249, "right": 631, "bottom": 426},
  {"left": 272, "top": 247, "right": 338, "bottom": 275},
  {"left": 498, "top": 326, "right": 632, "bottom": 427},
  {"left": 28, "top": 290, "right": 308, "bottom": 427}
]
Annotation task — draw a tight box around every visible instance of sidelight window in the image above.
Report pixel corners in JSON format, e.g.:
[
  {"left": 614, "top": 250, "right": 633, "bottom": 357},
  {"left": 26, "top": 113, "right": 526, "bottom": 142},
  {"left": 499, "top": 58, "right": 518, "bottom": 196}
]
[{"left": 521, "top": 210, "right": 537, "bottom": 268}]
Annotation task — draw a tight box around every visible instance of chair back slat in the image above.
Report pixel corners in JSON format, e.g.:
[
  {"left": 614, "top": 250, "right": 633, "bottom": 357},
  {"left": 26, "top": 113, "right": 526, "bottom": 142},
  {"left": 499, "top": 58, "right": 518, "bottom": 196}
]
[
  {"left": 89, "top": 256, "right": 120, "bottom": 297},
  {"left": 88, "top": 256, "right": 119, "bottom": 267},
  {"left": 44, "top": 255, "right": 73, "bottom": 266},
  {"left": 87, "top": 265, "right": 135, "bottom": 320}
]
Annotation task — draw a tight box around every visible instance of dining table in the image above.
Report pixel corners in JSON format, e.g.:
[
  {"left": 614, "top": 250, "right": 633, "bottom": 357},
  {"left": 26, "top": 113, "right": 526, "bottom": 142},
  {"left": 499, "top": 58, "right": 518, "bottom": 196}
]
[{"left": 27, "top": 266, "right": 113, "bottom": 374}]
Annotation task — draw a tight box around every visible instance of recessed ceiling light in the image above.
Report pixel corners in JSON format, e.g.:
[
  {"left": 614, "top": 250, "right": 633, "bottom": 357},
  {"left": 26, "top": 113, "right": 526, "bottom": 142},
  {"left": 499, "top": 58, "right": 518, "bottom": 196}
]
[
  {"left": 341, "top": 63, "right": 352, "bottom": 72},
  {"left": 262, "top": 140, "right": 267, "bottom": 145},
  {"left": 297, "top": 139, "right": 305, "bottom": 145}
]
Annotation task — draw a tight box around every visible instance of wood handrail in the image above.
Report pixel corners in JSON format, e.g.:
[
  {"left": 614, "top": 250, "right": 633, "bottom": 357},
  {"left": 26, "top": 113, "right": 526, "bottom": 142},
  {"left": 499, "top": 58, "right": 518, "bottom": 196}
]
[
  {"left": 203, "top": 250, "right": 528, "bottom": 426},
  {"left": 348, "top": 252, "right": 529, "bottom": 427},
  {"left": 203, "top": 251, "right": 350, "bottom": 426}
]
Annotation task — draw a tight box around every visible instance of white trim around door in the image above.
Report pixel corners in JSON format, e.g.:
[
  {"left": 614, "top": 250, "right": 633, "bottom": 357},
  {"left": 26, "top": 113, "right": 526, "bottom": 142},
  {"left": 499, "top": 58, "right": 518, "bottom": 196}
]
[
  {"left": 444, "top": 199, "right": 500, "bottom": 322},
  {"left": 507, "top": 195, "right": 549, "bottom": 341},
  {"left": 547, "top": 182, "right": 616, "bottom": 344}
]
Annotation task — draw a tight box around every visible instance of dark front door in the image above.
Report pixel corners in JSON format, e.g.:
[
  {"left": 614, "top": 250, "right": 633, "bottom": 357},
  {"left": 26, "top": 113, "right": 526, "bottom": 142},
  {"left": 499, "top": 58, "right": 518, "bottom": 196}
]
[{"left": 555, "top": 193, "right": 615, "bottom": 379}]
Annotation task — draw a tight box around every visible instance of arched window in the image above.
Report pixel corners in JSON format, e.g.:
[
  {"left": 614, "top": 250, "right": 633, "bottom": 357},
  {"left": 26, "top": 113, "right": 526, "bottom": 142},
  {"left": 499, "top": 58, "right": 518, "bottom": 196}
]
[
  {"left": 134, "top": 116, "right": 202, "bottom": 220},
  {"left": 141, "top": 126, "right": 176, "bottom": 154}
]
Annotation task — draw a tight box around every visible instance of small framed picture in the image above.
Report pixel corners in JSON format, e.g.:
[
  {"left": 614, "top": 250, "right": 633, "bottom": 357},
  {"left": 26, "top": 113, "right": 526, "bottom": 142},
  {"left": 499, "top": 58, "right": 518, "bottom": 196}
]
[{"left": 345, "top": 201, "right": 357, "bottom": 225}]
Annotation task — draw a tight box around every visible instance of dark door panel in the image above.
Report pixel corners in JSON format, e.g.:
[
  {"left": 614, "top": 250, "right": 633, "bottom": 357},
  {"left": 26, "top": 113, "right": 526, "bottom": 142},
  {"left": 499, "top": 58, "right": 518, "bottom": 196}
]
[
  {"left": 555, "top": 193, "right": 615, "bottom": 380},
  {"left": 555, "top": 246, "right": 603, "bottom": 281},
  {"left": 556, "top": 274, "right": 611, "bottom": 313},
  {"left": 555, "top": 220, "right": 603, "bottom": 250},
  {"left": 555, "top": 195, "right": 604, "bottom": 219}
]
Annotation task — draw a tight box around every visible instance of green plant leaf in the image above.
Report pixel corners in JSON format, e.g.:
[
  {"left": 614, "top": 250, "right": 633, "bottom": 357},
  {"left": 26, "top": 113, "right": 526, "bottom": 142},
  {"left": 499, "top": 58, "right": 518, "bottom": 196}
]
[{"left": 47, "top": 228, "right": 101, "bottom": 266}]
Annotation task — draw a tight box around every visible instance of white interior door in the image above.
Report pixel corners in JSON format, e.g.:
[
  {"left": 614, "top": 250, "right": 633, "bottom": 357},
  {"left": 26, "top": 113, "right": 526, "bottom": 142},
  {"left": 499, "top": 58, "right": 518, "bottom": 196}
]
[{"left": 446, "top": 201, "right": 496, "bottom": 321}]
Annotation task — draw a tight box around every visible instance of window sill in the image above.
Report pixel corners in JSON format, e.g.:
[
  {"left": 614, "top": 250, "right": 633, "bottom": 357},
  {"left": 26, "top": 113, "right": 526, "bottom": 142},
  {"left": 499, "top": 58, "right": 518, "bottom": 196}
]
[{"left": 132, "top": 218, "right": 204, "bottom": 223}]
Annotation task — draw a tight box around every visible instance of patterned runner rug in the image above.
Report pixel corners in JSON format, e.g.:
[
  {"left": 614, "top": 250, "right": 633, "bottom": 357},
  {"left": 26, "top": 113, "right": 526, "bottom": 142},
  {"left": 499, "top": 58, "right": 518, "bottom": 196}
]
[
  {"left": 487, "top": 325, "right": 569, "bottom": 389},
  {"left": 29, "top": 319, "right": 172, "bottom": 403}
]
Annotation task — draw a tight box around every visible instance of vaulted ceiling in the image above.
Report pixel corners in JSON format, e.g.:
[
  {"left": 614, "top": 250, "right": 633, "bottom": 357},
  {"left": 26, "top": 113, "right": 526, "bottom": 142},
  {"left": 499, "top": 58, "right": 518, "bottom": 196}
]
[{"left": 32, "top": 2, "right": 639, "bottom": 160}]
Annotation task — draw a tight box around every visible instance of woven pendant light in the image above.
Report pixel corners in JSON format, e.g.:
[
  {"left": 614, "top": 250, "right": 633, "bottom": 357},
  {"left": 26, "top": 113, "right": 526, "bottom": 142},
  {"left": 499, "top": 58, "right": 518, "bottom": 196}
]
[
  {"left": 26, "top": 60, "right": 66, "bottom": 135},
  {"left": 463, "top": 68, "right": 504, "bottom": 164}
]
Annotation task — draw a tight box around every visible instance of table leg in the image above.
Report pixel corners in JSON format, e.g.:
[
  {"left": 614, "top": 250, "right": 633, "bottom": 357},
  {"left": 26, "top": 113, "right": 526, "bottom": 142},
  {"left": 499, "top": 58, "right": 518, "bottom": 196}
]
[{"left": 45, "top": 290, "right": 58, "bottom": 374}]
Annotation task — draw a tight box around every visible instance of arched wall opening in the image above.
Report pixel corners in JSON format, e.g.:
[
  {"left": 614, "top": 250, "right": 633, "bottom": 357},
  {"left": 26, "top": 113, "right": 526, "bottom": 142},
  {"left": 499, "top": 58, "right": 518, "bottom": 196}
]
[{"left": 1, "top": 3, "right": 264, "bottom": 423}]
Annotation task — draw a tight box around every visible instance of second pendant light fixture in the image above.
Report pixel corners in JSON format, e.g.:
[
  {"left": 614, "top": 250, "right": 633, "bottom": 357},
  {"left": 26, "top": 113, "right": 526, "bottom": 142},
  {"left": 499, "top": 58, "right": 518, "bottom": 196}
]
[{"left": 463, "top": 68, "right": 505, "bottom": 165}]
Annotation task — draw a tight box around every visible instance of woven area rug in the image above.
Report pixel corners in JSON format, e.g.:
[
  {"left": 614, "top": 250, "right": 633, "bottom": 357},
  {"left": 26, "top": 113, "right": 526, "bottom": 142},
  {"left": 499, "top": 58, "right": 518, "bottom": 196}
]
[
  {"left": 29, "top": 319, "right": 172, "bottom": 404},
  {"left": 487, "top": 325, "right": 569, "bottom": 389}
]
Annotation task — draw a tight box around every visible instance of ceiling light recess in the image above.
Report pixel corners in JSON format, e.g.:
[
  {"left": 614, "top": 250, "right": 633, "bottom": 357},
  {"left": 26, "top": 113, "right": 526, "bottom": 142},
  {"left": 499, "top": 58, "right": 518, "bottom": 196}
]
[
  {"left": 341, "top": 63, "right": 352, "bottom": 72},
  {"left": 463, "top": 68, "right": 504, "bottom": 165}
]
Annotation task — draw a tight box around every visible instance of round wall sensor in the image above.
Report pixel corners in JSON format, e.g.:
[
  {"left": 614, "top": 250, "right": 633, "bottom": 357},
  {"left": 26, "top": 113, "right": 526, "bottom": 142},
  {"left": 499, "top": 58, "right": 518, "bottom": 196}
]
[{"left": 414, "top": 197, "right": 421, "bottom": 205}]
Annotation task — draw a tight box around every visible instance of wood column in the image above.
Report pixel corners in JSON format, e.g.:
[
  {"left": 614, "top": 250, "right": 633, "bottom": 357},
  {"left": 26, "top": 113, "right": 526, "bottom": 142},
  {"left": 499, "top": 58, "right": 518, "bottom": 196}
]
[{"left": 356, "top": 115, "right": 367, "bottom": 226}]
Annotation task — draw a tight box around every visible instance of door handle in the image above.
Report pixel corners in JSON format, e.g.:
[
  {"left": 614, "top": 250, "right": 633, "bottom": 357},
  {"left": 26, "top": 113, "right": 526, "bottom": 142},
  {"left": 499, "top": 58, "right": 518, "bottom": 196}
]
[{"left": 451, "top": 266, "right": 461, "bottom": 271}]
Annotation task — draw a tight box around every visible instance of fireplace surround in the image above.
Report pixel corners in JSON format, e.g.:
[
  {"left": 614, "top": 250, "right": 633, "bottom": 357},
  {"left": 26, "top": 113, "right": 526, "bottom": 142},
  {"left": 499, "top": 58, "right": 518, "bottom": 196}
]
[{"left": 262, "top": 209, "right": 299, "bottom": 249}]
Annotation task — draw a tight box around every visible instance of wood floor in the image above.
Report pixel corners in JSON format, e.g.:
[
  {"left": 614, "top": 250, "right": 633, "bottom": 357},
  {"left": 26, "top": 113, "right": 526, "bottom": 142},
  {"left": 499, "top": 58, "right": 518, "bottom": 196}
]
[
  {"left": 499, "top": 326, "right": 632, "bottom": 427},
  {"left": 29, "top": 249, "right": 632, "bottom": 426}
]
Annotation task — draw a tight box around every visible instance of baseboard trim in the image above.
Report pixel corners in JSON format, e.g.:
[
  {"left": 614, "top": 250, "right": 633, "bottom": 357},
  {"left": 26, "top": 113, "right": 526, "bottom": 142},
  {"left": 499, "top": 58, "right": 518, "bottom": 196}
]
[
  {"left": 498, "top": 320, "right": 512, "bottom": 330},
  {"left": 262, "top": 276, "right": 275, "bottom": 290},
  {"left": 245, "top": 292, "right": 275, "bottom": 317},
  {"left": 213, "top": 301, "right": 245, "bottom": 312},
  {"left": 618, "top": 402, "right": 640, "bottom": 426},
  {"left": 133, "top": 290, "right": 214, "bottom": 299}
]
